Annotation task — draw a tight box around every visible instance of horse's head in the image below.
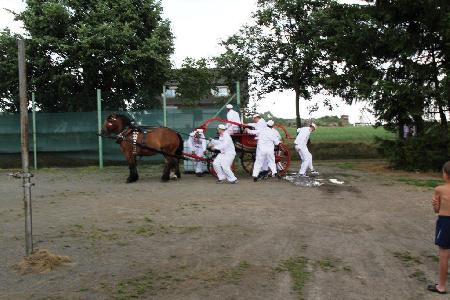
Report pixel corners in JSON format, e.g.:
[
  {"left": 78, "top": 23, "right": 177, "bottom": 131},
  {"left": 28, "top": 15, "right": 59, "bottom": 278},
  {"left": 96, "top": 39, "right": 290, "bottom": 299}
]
[{"left": 102, "top": 113, "right": 131, "bottom": 135}]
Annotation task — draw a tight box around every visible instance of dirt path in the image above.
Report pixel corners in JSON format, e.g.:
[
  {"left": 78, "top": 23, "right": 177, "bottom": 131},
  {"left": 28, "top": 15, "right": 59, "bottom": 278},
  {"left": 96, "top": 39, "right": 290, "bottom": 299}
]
[{"left": 0, "top": 161, "right": 445, "bottom": 299}]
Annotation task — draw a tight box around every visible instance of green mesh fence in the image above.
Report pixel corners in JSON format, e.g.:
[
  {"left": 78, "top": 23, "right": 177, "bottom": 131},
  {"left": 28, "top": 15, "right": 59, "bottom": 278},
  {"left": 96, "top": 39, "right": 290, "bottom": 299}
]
[{"left": 0, "top": 108, "right": 233, "bottom": 165}]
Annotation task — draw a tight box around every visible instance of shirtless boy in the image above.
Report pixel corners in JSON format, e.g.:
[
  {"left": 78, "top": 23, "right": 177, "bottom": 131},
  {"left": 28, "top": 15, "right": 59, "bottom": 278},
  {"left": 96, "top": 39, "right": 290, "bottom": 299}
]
[{"left": 428, "top": 161, "right": 450, "bottom": 294}]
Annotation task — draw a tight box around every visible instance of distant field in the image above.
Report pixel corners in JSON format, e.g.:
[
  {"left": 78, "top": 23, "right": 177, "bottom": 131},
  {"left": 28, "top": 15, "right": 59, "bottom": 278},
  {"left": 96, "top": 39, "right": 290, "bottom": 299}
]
[{"left": 285, "top": 126, "right": 395, "bottom": 144}]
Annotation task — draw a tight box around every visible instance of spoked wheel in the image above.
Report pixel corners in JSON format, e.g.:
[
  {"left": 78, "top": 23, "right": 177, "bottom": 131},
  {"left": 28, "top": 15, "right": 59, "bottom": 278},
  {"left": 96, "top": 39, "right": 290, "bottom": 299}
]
[
  {"left": 240, "top": 151, "right": 256, "bottom": 175},
  {"left": 274, "top": 143, "right": 291, "bottom": 177}
]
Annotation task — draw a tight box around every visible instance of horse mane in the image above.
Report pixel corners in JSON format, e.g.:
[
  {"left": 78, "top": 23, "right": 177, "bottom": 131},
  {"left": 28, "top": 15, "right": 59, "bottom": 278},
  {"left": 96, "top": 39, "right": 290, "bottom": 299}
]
[{"left": 115, "top": 113, "right": 133, "bottom": 127}]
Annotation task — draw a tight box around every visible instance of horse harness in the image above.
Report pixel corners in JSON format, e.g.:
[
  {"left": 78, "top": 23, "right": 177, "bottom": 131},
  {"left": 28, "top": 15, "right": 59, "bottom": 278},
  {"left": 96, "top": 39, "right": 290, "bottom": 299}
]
[{"left": 116, "top": 126, "right": 150, "bottom": 156}]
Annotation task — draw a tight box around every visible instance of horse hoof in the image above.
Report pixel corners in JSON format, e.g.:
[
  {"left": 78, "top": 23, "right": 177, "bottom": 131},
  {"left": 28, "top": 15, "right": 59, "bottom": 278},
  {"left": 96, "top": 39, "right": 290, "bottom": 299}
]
[{"left": 126, "top": 178, "right": 138, "bottom": 183}]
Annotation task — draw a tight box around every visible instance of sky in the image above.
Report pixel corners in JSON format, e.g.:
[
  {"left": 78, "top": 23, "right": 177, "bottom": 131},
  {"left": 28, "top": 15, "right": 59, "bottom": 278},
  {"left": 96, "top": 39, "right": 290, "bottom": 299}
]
[{"left": 0, "top": 0, "right": 374, "bottom": 124}]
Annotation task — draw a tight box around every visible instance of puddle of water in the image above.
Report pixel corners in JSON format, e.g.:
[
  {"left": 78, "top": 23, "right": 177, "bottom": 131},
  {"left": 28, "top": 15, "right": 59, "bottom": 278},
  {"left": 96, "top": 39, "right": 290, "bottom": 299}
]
[
  {"left": 329, "top": 179, "right": 345, "bottom": 185},
  {"left": 283, "top": 173, "right": 346, "bottom": 187},
  {"left": 284, "top": 174, "right": 323, "bottom": 187}
]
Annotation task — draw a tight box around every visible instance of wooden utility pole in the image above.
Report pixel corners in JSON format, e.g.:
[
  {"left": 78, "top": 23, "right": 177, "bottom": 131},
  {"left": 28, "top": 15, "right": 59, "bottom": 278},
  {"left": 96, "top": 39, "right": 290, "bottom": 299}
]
[{"left": 18, "top": 39, "right": 33, "bottom": 255}]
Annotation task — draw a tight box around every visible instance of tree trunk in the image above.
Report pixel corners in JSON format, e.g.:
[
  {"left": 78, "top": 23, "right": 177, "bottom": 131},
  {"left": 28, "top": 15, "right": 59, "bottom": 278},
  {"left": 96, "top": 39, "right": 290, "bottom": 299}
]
[
  {"left": 295, "top": 88, "right": 301, "bottom": 128},
  {"left": 431, "top": 47, "right": 448, "bottom": 128}
]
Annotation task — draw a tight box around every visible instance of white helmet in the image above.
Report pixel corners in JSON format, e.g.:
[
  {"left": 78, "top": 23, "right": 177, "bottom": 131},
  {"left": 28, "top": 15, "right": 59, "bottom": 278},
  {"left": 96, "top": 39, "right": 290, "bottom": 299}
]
[
  {"left": 217, "top": 124, "right": 226, "bottom": 130},
  {"left": 310, "top": 123, "right": 317, "bottom": 129},
  {"left": 267, "top": 120, "right": 275, "bottom": 127},
  {"left": 226, "top": 104, "right": 233, "bottom": 109}
]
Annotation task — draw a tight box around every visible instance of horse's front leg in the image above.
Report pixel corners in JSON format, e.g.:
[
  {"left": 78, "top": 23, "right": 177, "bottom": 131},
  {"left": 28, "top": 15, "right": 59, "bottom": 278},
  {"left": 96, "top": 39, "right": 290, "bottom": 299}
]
[{"left": 127, "top": 155, "right": 139, "bottom": 183}]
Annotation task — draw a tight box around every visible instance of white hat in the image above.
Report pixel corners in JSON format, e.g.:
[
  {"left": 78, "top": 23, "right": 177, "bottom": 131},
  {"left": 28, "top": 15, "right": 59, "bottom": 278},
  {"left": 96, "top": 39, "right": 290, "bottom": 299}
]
[
  {"left": 189, "top": 132, "right": 195, "bottom": 137},
  {"left": 226, "top": 104, "right": 233, "bottom": 109},
  {"left": 217, "top": 124, "right": 226, "bottom": 130},
  {"left": 267, "top": 120, "right": 274, "bottom": 127},
  {"left": 253, "top": 113, "right": 260, "bottom": 118},
  {"left": 310, "top": 123, "right": 317, "bottom": 129},
  {"left": 196, "top": 128, "right": 204, "bottom": 133},
  {"left": 296, "top": 128, "right": 302, "bottom": 133}
]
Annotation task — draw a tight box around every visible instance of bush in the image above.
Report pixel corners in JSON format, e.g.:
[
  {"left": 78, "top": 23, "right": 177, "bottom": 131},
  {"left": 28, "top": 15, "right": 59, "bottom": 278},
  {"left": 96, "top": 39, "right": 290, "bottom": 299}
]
[{"left": 377, "top": 124, "right": 450, "bottom": 171}]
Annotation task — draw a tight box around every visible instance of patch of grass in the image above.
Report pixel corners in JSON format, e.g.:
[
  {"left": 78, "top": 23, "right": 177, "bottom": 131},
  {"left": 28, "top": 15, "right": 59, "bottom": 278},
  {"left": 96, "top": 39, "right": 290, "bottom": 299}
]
[
  {"left": 178, "top": 226, "right": 202, "bottom": 234},
  {"left": 275, "top": 257, "right": 310, "bottom": 299},
  {"left": 228, "top": 261, "right": 251, "bottom": 284},
  {"left": 114, "top": 271, "right": 156, "bottom": 299},
  {"left": 393, "top": 251, "right": 423, "bottom": 267},
  {"left": 409, "top": 269, "right": 427, "bottom": 282},
  {"left": 396, "top": 178, "right": 442, "bottom": 188},
  {"left": 315, "top": 258, "right": 340, "bottom": 272},
  {"left": 135, "top": 226, "right": 154, "bottom": 237},
  {"left": 335, "top": 163, "right": 355, "bottom": 170},
  {"left": 286, "top": 126, "right": 395, "bottom": 143}
]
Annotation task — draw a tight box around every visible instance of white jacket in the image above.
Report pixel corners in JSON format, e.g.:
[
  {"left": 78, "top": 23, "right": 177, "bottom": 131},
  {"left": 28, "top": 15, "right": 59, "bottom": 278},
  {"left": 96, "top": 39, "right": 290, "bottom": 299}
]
[
  {"left": 294, "top": 127, "right": 311, "bottom": 147},
  {"left": 187, "top": 134, "right": 206, "bottom": 152},
  {"left": 256, "top": 127, "right": 280, "bottom": 151},
  {"left": 214, "top": 131, "right": 236, "bottom": 156},
  {"left": 226, "top": 109, "right": 241, "bottom": 125},
  {"left": 247, "top": 118, "right": 267, "bottom": 135}
]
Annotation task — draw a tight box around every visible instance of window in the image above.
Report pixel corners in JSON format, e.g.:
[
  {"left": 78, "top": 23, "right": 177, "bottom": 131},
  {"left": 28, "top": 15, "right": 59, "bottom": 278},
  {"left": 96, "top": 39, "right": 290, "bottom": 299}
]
[
  {"left": 211, "top": 86, "right": 230, "bottom": 97},
  {"left": 165, "top": 88, "right": 176, "bottom": 98}
]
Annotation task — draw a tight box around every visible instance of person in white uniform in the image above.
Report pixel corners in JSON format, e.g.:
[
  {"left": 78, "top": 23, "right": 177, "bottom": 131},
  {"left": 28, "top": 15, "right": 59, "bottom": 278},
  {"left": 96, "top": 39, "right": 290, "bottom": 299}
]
[
  {"left": 226, "top": 104, "right": 241, "bottom": 134},
  {"left": 250, "top": 122, "right": 281, "bottom": 182},
  {"left": 187, "top": 129, "right": 207, "bottom": 177},
  {"left": 295, "top": 123, "right": 319, "bottom": 177},
  {"left": 211, "top": 124, "right": 238, "bottom": 184},
  {"left": 258, "top": 119, "right": 282, "bottom": 178},
  {"left": 247, "top": 114, "right": 267, "bottom": 133}
]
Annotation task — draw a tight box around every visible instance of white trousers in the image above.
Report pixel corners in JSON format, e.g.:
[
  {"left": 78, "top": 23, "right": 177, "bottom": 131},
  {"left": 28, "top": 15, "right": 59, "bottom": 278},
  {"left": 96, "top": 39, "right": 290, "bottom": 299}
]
[
  {"left": 296, "top": 145, "right": 313, "bottom": 175},
  {"left": 192, "top": 148, "right": 205, "bottom": 173},
  {"left": 252, "top": 148, "right": 276, "bottom": 177},
  {"left": 213, "top": 153, "right": 237, "bottom": 182}
]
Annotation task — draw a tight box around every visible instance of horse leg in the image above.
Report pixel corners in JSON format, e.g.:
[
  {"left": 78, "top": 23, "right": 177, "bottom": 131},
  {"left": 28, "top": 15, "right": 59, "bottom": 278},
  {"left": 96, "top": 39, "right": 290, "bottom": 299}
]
[
  {"left": 127, "top": 156, "right": 139, "bottom": 183},
  {"left": 161, "top": 157, "right": 171, "bottom": 182},
  {"left": 175, "top": 158, "right": 181, "bottom": 179}
]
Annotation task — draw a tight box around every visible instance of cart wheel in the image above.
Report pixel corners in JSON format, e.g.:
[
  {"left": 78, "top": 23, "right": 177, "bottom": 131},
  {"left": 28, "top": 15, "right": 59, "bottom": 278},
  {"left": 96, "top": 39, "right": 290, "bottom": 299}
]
[
  {"left": 274, "top": 143, "right": 291, "bottom": 177},
  {"left": 207, "top": 160, "right": 237, "bottom": 178},
  {"left": 240, "top": 151, "right": 256, "bottom": 175}
]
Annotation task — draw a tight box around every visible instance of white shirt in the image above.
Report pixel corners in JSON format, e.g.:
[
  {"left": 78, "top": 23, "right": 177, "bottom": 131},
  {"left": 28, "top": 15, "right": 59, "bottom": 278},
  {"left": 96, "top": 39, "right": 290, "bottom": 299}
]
[
  {"left": 255, "top": 127, "right": 280, "bottom": 151},
  {"left": 294, "top": 127, "right": 311, "bottom": 147},
  {"left": 247, "top": 118, "right": 267, "bottom": 135},
  {"left": 270, "top": 128, "right": 282, "bottom": 143},
  {"left": 187, "top": 134, "right": 206, "bottom": 151},
  {"left": 226, "top": 109, "right": 241, "bottom": 125},
  {"left": 213, "top": 131, "right": 236, "bottom": 155}
]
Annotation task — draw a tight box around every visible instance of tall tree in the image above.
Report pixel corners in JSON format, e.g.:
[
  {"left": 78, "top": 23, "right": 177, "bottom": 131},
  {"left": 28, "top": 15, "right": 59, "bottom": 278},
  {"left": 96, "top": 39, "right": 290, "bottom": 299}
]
[
  {"left": 0, "top": 0, "right": 174, "bottom": 112},
  {"left": 219, "top": 0, "right": 332, "bottom": 127}
]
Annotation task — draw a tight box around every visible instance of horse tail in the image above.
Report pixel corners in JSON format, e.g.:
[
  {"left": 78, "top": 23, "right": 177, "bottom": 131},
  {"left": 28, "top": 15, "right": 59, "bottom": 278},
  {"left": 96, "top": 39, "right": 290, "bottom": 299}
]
[{"left": 176, "top": 132, "right": 184, "bottom": 156}]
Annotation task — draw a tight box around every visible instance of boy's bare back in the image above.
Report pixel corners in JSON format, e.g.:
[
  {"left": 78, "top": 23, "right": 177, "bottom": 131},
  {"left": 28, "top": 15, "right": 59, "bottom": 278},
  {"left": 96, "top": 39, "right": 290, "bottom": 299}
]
[{"left": 435, "top": 184, "right": 450, "bottom": 216}]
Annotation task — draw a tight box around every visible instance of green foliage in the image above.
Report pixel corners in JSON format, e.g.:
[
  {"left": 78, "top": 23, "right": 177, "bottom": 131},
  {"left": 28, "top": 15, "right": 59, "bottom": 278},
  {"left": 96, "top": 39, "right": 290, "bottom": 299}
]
[
  {"left": 219, "top": 0, "right": 334, "bottom": 127},
  {"left": 175, "top": 57, "right": 215, "bottom": 106},
  {"left": 0, "top": 0, "right": 174, "bottom": 112},
  {"left": 378, "top": 124, "right": 450, "bottom": 171},
  {"left": 0, "top": 29, "right": 20, "bottom": 112}
]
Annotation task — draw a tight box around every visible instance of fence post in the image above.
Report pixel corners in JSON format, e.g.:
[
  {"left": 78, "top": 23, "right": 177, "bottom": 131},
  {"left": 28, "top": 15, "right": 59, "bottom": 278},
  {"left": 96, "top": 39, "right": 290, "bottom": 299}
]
[
  {"left": 18, "top": 39, "right": 33, "bottom": 256},
  {"left": 97, "top": 89, "right": 103, "bottom": 170},
  {"left": 236, "top": 81, "right": 242, "bottom": 121},
  {"left": 32, "top": 92, "right": 37, "bottom": 170},
  {"left": 162, "top": 85, "right": 167, "bottom": 127}
]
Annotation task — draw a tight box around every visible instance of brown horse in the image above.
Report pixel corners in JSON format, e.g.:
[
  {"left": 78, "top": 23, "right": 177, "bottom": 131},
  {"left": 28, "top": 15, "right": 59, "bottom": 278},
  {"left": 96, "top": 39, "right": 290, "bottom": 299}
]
[{"left": 101, "top": 113, "right": 183, "bottom": 183}]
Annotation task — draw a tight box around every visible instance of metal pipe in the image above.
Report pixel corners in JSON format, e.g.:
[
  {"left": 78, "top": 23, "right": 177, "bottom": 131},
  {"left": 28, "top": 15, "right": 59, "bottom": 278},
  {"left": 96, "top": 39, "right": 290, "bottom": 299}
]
[
  {"left": 162, "top": 85, "right": 167, "bottom": 126},
  {"left": 18, "top": 39, "right": 33, "bottom": 256},
  {"left": 32, "top": 92, "right": 37, "bottom": 170},
  {"left": 236, "top": 81, "right": 242, "bottom": 121},
  {"left": 97, "top": 89, "right": 103, "bottom": 169}
]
